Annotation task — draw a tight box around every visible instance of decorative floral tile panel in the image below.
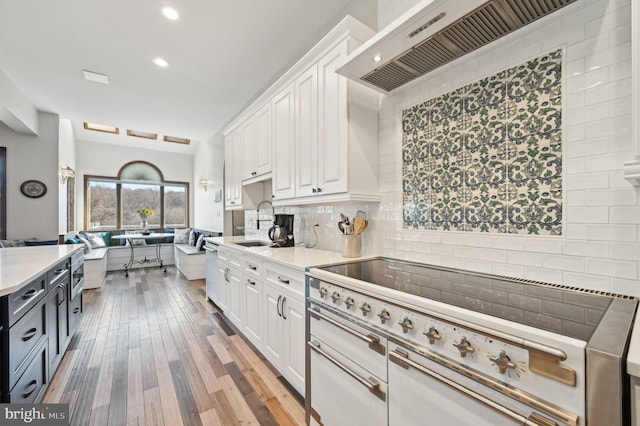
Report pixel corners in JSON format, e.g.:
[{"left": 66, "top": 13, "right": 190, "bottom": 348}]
[{"left": 403, "top": 50, "right": 562, "bottom": 235}]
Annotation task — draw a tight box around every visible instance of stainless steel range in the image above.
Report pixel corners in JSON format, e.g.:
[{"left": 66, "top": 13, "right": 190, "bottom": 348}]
[{"left": 305, "top": 257, "right": 637, "bottom": 426}]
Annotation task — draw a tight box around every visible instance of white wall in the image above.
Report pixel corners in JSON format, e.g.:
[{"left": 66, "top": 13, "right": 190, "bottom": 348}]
[
  {"left": 0, "top": 112, "right": 60, "bottom": 240},
  {"left": 75, "top": 140, "right": 194, "bottom": 230},
  {"left": 371, "top": 0, "right": 640, "bottom": 295},
  {"left": 192, "top": 135, "right": 224, "bottom": 233},
  {"left": 58, "top": 118, "right": 76, "bottom": 233}
]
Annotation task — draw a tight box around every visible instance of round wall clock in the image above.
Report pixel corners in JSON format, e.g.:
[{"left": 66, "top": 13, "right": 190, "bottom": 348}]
[{"left": 20, "top": 180, "right": 47, "bottom": 198}]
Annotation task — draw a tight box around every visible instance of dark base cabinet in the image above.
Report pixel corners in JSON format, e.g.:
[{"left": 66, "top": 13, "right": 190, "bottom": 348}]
[{"left": 0, "top": 251, "right": 83, "bottom": 403}]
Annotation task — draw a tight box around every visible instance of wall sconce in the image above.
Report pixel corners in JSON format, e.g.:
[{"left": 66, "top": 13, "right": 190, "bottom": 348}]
[
  {"left": 199, "top": 178, "right": 211, "bottom": 191},
  {"left": 59, "top": 166, "right": 75, "bottom": 183}
]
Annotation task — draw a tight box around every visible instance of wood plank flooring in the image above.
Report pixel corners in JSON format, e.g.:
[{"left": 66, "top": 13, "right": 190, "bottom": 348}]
[{"left": 43, "top": 266, "right": 305, "bottom": 426}]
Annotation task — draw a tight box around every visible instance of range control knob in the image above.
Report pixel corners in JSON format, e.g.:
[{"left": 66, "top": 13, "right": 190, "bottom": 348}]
[
  {"left": 319, "top": 287, "right": 328, "bottom": 299},
  {"left": 330, "top": 292, "right": 341, "bottom": 304},
  {"left": 453, "top": 337, "right": 475, "bottom": 358},
  {"left": 423, "top": 326, "right": 441, "bottom": 345},
  {"left": 377, "top": 309, "right": 391, "bottom": 324},
  {"left": 345, "top": 297, "right": 355, "bottom": 309},
  {"left": 359, "top": 302, "right": 371, "bottom": 316},
  {"left": 398, "top": 317, "right": 414, "bottom": 333},
  {"left": 489, "top": 350, "right": 517, "bottom": 374}
]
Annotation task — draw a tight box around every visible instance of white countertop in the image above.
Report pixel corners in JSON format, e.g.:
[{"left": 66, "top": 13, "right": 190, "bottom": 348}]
[
  {"left": 205, "top": 236, "right": 374, "bottom": 272},
  {"left": 0, "top": 245, "right": 82, "bottom": 296}
]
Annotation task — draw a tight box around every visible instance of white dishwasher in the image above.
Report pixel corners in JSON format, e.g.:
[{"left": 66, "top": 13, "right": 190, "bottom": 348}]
[{"left": 204, "top": 241, "right": 219, "bottom": 303}]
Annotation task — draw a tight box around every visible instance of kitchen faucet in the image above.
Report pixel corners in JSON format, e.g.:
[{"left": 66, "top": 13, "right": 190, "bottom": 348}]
[{"left": 256, "top": 200, "right": 274, "bottom": 230}]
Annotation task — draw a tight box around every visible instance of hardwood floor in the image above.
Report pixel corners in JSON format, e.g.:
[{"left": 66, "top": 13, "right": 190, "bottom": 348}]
[{"left": 43, "top": 266, "right": 305, "bottom": 426}]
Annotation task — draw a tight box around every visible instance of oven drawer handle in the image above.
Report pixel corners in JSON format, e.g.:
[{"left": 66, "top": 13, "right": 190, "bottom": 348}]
[
  {"left": 308, "top": 307, "right": 385, "bottom": 356},
  {"left": 389, "top": 349, "right": 570, "bottom": 426},
  {"left": 308, "top": 340, "right": 386, "bottom": 402}
]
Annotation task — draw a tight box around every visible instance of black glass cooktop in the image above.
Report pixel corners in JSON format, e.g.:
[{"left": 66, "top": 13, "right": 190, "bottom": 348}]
[{"left": 314, "top": 257, "right": 616, "bottom": 341}]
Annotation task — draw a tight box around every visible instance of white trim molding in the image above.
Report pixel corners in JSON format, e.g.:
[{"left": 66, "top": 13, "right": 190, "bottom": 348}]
[{"left": 625, "top": 0, "right": 640, "bottom": 186}]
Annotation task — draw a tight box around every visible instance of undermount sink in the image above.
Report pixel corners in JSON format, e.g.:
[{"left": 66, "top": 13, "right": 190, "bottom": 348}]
[{"left": 232, "top": 240, "right": 271, "bottom": 247}]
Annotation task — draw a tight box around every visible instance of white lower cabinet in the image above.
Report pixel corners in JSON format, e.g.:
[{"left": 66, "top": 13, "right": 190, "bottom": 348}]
[{"left": 213, "top": 248, "right": 306, "bottom": 395}]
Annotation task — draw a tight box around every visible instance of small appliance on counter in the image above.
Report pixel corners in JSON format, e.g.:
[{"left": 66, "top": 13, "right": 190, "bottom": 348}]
[{"left": 268, "top": 214, "right": 295, "bottom": 247}]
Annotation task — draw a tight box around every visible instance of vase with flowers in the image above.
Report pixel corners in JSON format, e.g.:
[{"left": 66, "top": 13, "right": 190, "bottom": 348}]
[{"left": 136, "top": 208, "right": 155, "bottom": 234}]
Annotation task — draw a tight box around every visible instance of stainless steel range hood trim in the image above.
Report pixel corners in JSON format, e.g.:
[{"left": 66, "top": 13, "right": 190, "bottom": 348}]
[{"left": 336, "top": 0, "right": 579, "bottom": 93}]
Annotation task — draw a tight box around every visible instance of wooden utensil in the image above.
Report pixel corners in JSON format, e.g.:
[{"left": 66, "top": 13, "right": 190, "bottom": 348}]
[{"left": 353, "top": 217, "right": 367, "bottom": 235}]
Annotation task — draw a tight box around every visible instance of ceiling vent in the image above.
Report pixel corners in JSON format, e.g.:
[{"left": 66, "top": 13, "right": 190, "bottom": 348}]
[{"left": 337, "top": 0, "right": 578, "bottom": 92}]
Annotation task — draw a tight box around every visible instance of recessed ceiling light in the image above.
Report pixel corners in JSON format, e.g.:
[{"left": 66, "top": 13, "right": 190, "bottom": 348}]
[
  {"left": 82, "top": 70, "right": 109, "bottom": 84},
  {"left": 373, "top": 54, "right": 382, "bottom": 63},
  {"left": 163, "top": 135, "right": 190, "bottom": 145},
  {"left": 127, "top": 129, "right": 158, "bottom": 140},
  {"left": 84, "top": 122, "right": 119, "bottom": 134},
  {"left": 153, "top": 58, "right": 169, "bottom": 68},
  {"left": 161, "top": 6, "right": 179, "bottom": 20}
]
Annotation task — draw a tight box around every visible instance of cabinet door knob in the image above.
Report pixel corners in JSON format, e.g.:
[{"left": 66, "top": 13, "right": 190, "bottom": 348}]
[
  {"left": 316, "top": 187, "right": 322, "bottom": 193},
  {"left": 311, "top": 188, "right": 317, "bottom": 193}
]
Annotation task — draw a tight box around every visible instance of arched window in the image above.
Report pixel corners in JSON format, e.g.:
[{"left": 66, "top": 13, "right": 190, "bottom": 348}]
[{"left": 85, "top": 161, "right": 189, "bottom": 230}]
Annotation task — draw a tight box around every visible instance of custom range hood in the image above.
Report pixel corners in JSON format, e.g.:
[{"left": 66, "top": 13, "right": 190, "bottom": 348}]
[{"left": 337, "top": 0, "right": 578, "bottom": 92}]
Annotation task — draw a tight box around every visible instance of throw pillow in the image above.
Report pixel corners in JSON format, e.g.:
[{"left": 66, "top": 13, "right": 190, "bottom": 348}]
[
  {"left": 76, "top": 234, "right": 92, "bottom": 254},
  {"left": 165, "top": 229, "right": 175, "bottom": 243},
  {"left": 174, "top": 228, "right": 190, "bottom": 244},
  {"left": 195, "top": 234, "right": 205, "bottom": 251},
  {"left": 85, "top": 233, "right": 107, "bottom": 248},
  {"left": 188, "top": 229, "right": 197, "bottom": 246}
]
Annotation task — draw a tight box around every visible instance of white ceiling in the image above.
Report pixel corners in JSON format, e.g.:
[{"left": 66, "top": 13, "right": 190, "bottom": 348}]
[{"left": 0, "top": 0, "right": 377, "bottom": 153}]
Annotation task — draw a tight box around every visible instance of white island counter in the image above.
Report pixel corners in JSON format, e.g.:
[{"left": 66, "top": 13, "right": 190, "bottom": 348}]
[{"left": 0, "top": 245, "right": 82, "bottom": 296}]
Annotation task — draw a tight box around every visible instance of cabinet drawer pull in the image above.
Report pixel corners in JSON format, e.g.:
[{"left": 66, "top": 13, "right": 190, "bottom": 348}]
[
  {"left": 248, "top": 263, "right": 257, "bottom": 270},
  {"left": 22, "top": 289, "right": 38, "bottom": 299},
  {"left": 308, "top": 340, "right": 386, "bottom": 401},
  {"left": 247, "top": 279, "right": 256, "bottom": 286},
  {"left": 22, "top": 328, "right": 38, "bottom": 341},
  {"left": 277, "top": 276, "right": 290, "bottom": 285},
  {"left": 21, "top": 379, "right": 38, "bottom": 398},
  {"left": 308, "top": 307, "right": 385, "bottom": 355},
  {"left": 73, "top": 307, "right": 81, "bottom": 314}
]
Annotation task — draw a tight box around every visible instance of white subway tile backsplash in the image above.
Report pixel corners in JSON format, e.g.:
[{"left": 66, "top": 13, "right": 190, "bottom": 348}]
[
  {"left": 492, "top": 263, "right": 525, "bottom": 279},
  {"left": 563, "top": 272, "right": 611, "bottom": 292},
  {"left": 565, "top": 172, "right": 608, "bottom": 190},
  {"left": 543, "top": 254, "right": 585, "bottom": 272},
  {"left": 567, "top": 191, "right": 586, "bottom": 206},
  {"left": 610, "top": 207, "right": 640, "bottom": 224},
  {"left": 586, "top": 224, "right": 638, "bottom": 241},
  {"left": 364, "top": 0, "right": 640, "bottom": 294},
  {"left": 585, "top": 188, "right": 637, "bottom": 206},
  {"left": 585, "top": 258, "right": 637, "bottom": 279},
  {"left": 563, "top": 240, "right": 610, "bottom": 258},
  {"left": 523, "top": 267, "right": 563, "bottom": 284},
  {"left": 508, "top": 251, "right": 543, "bottom": 267},
  {"left": 611, "top": 278, "right": 640, "bottom": 297},
  {"left": 610, "top": 242, "right": 640, "bottom": 261},
  {"left": 566, "top": 138, "right": 608, "bottom": 158},
  {"left": 523, "top": 238, "right": 563, "bottom": 254},
  {"left": 566, "top": 206, "right": 608, "bottom": 223}
]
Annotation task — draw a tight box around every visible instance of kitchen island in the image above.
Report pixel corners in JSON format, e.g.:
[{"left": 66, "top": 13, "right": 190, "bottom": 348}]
[{"left": 0, "top": 245, "right": 84, "bottom": 403}]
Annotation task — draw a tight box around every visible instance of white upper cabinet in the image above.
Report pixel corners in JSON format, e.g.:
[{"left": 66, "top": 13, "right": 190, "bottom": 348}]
[
  {"left": 295, "top": 66, "right": 319, "bottom": 198},
  {"left": 254, "top": 103, "right": 272, "bottom": 177},
  {"left": 272, "top": 83, "right": 296, "bottom": 201},
  {"left": 240, "top": 118, "right": 255, "bottom": 181},
  {"left": 222, "top": 16, "right": 378, "bottom": 207},
  {"left": 224, "top": 130, "right": 242, "bottom": 208}
]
